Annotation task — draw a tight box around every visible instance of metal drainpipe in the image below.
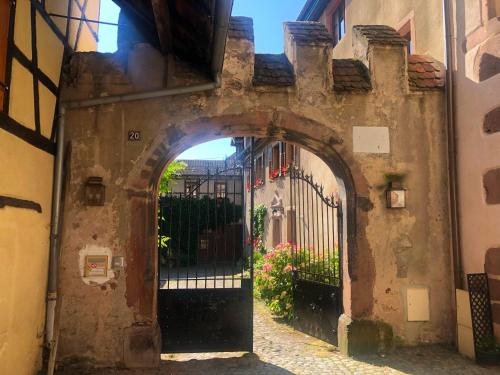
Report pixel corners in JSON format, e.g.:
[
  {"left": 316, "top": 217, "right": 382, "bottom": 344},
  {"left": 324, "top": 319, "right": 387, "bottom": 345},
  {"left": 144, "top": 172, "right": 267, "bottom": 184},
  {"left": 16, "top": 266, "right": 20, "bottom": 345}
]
[
  {"left": 45, "top": 105, "right": 65, "bottom": 349},
  {"left": 43, "top": 0, "right": 234, "bottom": 370},
  {"left": 443, "top": 0, "right": 463, "bottom": 290}
]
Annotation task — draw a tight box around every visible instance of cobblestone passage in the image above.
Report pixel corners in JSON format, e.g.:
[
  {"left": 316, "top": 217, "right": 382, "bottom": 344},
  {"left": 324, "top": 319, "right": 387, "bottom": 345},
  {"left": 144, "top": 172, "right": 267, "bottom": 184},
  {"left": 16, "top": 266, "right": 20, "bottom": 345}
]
[{"left": 56, "top": 301, "right": 500, "bottom": 375}]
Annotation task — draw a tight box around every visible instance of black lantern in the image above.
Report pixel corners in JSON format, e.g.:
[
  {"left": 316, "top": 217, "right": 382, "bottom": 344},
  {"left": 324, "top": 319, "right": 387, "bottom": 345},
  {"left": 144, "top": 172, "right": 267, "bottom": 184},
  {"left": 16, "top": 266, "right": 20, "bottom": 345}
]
[{"left": 84, "top": 177, "right": 105, "bottom": 206}]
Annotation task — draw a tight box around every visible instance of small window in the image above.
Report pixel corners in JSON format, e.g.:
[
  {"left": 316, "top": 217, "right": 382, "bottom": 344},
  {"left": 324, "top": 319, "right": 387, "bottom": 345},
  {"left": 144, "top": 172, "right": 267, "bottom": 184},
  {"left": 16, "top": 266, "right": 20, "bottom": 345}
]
[
  {"left": 215, "top": 181, "right": 226, "bottom": 198},
  {"left": 398, "top": 19, "right": 414, "bottom": 55},
  {"left": 0, "top": 0, "right": 11, "bottom": 110},
  {"left": 269, "top": 143, "right": 280, "bottom": 178},
  {"left": 332, "top": 0, "right": 346, "bottom": 47},
  {"left": 286, "top": 209, "right": 296, "bottom": 243},
  {"left": 255, "top": 154, "right": 265, "bottom": 186},
  {"left": 185, "top": 179, "right": 199, "bottom": 197},
  {"left": 272, "top": 217, "right": 282, "bottom": 247}
]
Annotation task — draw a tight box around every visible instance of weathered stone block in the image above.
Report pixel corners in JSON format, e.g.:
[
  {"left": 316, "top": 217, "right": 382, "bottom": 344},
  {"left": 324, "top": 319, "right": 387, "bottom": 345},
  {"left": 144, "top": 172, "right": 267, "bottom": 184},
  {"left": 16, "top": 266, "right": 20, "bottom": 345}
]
[
  {"left": 123, "top": 325, "right": 160, "bottom": 368},
  {"left": 337, "top": 314, "right": 394, "bottom": 355}
]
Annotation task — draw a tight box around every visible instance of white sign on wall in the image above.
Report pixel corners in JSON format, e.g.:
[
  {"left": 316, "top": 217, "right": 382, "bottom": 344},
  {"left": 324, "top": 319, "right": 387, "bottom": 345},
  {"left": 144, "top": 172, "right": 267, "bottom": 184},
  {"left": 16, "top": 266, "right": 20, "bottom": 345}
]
[{"left": 353, "top": 126, "right": 390, "bottom": 154}]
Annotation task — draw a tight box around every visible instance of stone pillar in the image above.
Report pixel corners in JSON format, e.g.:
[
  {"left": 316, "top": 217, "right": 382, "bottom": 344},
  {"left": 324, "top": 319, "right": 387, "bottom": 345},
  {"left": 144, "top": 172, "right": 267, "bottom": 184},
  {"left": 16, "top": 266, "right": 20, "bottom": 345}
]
[
  {"left": 352, "top": 25, "right": 408, "bottom": 94},
  {"left": 284, "top": 22, "right": 333, "bottom": 102}
]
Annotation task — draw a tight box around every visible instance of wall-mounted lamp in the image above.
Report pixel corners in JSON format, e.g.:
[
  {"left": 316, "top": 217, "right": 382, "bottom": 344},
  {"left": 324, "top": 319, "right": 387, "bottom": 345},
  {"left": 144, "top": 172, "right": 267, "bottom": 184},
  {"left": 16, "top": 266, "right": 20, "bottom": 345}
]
[
  {"left": 84, "top": 177, "right": 105, "bottom": 206},
  {"left": 386, "top": 183, "right": 406, "bottom": 209}
]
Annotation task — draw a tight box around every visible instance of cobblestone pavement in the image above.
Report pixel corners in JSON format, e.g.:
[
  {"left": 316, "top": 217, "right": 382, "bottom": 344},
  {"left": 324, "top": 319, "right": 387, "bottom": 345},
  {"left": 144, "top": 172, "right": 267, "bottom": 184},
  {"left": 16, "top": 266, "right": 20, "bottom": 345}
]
[{"left": 56, "top": 300, "right": 500, "bottom": 375}]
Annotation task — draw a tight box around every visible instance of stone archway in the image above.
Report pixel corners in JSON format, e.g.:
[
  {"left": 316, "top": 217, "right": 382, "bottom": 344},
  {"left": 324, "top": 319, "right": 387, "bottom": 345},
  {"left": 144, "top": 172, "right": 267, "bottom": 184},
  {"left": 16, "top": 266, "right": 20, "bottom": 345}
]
[{"left": 57, "top": 21, "right": 453, "bottom": 367}]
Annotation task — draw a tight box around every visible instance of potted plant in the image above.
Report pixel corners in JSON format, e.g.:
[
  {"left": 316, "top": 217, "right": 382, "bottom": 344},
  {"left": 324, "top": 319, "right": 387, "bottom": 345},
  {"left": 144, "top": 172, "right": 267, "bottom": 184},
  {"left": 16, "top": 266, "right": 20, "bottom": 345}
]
[
  {"left": 476, "top": 335, "right": 500, "bottom": 365},
  {"left": 269, "top": 169, "right": 280, "bottom": 180}
]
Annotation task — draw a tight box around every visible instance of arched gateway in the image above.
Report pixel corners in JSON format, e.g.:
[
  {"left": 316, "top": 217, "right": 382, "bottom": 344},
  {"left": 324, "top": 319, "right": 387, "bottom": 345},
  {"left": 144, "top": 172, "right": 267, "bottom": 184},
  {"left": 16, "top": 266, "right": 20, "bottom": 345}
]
[{"left": 57, "top": 19, "right": 453, "bottom": 367}]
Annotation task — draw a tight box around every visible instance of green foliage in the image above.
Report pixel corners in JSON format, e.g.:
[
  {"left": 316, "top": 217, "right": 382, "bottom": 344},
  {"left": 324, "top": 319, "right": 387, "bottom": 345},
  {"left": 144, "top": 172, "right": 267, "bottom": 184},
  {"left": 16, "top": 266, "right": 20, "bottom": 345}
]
[
  {"left": 158, "top": 160, "right": 187, "bottom": 194},
  {"left": 253, "top": 204, "right": 267, "bottom": 254},
  {"left": 254, "top": 243, "right": 340, "bottom": 320},
  {"left": 254, "top": 243, "right": 294, "bottom": 319},
  {"left": 158, "top": 196, "right": 243, "bottom": 266}
]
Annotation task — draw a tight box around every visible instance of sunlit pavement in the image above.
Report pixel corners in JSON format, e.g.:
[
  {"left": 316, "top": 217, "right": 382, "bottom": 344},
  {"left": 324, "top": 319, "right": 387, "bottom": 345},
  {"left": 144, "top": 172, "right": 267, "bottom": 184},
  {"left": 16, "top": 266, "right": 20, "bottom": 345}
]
[{"left": 56, "top": 300, "right": 500, "bottom": 375}]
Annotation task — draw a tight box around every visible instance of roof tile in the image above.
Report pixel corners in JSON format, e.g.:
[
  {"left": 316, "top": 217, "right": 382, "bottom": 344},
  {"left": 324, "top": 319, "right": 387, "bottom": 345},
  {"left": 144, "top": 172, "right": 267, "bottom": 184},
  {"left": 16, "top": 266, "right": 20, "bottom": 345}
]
[
  {"left": 408, "top": 55, "right": 445, "bottom": 91},
  {"left": 332, "top": 59, "right": 372, "bottom": 93},
  {"left": 253, "top": 54, "right": 295, "bottom": 87},
  {"left": 285, "top": 22, "right": 333, "bottom": 45}
]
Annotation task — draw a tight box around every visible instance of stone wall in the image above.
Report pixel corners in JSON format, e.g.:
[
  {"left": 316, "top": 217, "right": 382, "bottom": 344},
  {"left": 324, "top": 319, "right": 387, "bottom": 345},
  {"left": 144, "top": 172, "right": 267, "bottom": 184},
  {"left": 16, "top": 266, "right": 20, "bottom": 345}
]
[{"left": 57, "top": 18, "right": 452, "bottom": 366}]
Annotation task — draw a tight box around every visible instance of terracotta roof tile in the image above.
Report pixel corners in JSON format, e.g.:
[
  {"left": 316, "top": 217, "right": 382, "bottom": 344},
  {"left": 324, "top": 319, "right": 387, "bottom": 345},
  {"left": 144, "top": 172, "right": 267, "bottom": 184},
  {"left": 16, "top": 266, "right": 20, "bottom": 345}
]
[
  {"left": 353, "top": 25, "right": 408, "bottom": 46},
  {"left": 285, "top": 22, "right": 333, "bottom": 45},
  {"left": 407, "top": 55, "right": 445, "bottom": 91},
  {"left": 253, "top": 54, "right": 295, "bottom": 87},
  {"left": 333, "top": 59, "right": 372, "bottom": 93},
  {"left": 228, "top": 17, "right": 254, "bottom": 41}
]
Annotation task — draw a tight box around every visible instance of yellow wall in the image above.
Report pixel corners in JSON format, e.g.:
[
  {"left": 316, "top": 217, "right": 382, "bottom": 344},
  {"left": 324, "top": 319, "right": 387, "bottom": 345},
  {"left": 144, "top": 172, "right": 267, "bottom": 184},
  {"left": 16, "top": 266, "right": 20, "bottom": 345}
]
[
  {"left": 1, "top": 1, "right": 100, "bottom": 373},
  {"left": 0, "top": 130, "right": 54, "bottom": 375}
]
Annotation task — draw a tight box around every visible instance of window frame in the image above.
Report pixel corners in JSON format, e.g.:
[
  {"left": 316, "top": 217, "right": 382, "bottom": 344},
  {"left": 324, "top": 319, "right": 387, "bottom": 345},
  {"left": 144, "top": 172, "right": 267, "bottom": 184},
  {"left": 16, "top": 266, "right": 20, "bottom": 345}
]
[
  {"left": 215, "top": 181, "right": 227, "bottom": 199},
  {"left": 331, "top": 0, "right": 346, "bottom": 47},
  {"left": 396, "top": 12, "right": 416, "bottom": 55},
  {"left": 184, "top": 179, "right": 200, "bottom": 197}
]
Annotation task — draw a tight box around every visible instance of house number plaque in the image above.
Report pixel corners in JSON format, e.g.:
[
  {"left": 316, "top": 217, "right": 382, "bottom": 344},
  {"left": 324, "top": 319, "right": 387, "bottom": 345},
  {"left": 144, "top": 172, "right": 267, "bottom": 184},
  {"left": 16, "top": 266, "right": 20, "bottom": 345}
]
[{"left": 128, "top": 130, "right": 141, "bottom": 141}]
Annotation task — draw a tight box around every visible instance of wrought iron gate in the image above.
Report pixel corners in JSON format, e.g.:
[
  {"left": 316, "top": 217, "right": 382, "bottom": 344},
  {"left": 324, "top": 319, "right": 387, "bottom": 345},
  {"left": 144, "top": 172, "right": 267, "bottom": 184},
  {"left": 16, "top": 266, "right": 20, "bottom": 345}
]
[
  {"left": 157, "top": 158, "right": 253, "bottom": 353},
  {"left": 289, "top": 169, "right": 343, "bottom": 345}
]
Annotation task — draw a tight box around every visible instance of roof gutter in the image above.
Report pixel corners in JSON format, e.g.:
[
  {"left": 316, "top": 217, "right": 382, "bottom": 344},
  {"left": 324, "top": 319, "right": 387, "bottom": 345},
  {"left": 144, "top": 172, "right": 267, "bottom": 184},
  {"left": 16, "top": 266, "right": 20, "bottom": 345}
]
[
  {"left": 64, "top": 0, "right": 233, "bottom": 110},
  {"left": 44, "top": 1, "right": 233, "bottom": 373},
  {"left": 297, "top": 0, "right": 329, "bottom": 21}
]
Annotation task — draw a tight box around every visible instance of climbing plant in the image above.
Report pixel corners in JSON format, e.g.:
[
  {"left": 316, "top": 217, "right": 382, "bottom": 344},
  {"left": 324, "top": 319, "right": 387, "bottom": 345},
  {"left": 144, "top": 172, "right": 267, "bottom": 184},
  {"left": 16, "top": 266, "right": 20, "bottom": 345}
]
[
  {"left": 158, "top": 160, "right": 187, "bottom": 194},
  {"left": 253, "top": 204, "right": 267, "bottom": 254}
]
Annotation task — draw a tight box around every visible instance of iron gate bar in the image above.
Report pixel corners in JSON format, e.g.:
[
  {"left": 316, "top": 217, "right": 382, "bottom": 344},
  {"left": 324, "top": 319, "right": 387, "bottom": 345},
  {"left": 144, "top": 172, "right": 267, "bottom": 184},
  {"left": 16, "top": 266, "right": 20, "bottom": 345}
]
[
  {"left": 289, "top": 167, "right": 343, "bottom": 345},
  {"left": 158, "top": 154, "right": 253, "bottom": 353}
]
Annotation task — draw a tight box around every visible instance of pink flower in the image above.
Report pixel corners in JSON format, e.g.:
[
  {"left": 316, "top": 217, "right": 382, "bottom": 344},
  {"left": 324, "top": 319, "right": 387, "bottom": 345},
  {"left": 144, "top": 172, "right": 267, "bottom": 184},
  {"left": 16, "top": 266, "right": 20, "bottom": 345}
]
[
  {"left": 262, "top": 263, "right": 272, "bottom": 272},
  {"left": 283, "top": 264, "right": 293, "bottom": 272}
]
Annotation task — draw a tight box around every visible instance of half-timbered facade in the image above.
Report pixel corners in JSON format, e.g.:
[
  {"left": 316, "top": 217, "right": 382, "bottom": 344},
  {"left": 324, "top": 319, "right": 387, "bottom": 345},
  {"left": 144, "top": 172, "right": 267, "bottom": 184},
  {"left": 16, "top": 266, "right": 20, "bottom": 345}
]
[{"left": 0, "top": 1, "right": 100, "bottom": 374}]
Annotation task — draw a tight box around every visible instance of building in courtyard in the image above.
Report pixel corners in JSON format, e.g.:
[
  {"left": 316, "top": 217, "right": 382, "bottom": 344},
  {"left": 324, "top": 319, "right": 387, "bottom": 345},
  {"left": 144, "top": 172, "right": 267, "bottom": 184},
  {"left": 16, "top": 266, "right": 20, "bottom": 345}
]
[{"left": 298, "top": 0, "right": 500, "bottom": 356}]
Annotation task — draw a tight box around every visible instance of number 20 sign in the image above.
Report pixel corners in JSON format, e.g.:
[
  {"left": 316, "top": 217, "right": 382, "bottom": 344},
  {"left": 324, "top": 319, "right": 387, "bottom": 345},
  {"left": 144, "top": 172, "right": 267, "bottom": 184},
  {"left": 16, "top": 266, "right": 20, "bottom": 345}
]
[{"left": 128, "top": 130, "right": 141, "bottom": 141}]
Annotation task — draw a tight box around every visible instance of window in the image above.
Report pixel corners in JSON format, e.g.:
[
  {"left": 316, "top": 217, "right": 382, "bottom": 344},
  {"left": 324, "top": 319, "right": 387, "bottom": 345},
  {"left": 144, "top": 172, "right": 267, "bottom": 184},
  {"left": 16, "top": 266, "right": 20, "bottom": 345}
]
[
  {"left": 332, "top": 0, "right": 346, "bottom": 47},
  {"left": 286, "top": 209, "right": 296, "bottom": 244},
  {"left": 398, "top": 19, "right": 414, "bottom": 55},
  {"left": 185, "top": 179, "right": 199, "bottom": 197},
  {"left": 269, "top": 143, "right": 280, "bottom": 179},
  {"left": 0, "top": 0, "right": 11, "bottom": 110},
  {"left": 272, "top": 217, "right": 282, "bottom": 247},
  {"left": 255, "top": 154, "right": 265, "bottom": 186},
  {"left": 215, "top": 181, "right": 226, "bottom": 198}
]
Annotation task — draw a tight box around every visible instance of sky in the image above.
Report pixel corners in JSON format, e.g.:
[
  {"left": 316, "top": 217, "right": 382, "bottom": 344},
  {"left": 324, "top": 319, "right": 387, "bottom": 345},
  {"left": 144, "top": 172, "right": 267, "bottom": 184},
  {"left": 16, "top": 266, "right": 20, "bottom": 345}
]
[{"left": 97, "top": 0, "right": 306, "bottom": 160}]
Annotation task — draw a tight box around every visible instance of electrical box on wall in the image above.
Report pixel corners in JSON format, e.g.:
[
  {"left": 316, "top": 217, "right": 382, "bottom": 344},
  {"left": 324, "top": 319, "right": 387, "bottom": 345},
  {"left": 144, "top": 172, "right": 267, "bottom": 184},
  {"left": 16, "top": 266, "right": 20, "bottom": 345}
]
[{"left": 406, "top": 287, "right": 430, "bottom": 322}]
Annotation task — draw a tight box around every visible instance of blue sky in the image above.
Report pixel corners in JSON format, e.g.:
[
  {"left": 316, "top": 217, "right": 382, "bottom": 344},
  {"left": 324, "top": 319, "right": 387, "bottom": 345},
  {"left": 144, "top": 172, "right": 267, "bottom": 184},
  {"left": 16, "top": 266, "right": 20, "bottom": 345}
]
[{"left": 98, "top": 0, "right": 306, "bottom": 159}]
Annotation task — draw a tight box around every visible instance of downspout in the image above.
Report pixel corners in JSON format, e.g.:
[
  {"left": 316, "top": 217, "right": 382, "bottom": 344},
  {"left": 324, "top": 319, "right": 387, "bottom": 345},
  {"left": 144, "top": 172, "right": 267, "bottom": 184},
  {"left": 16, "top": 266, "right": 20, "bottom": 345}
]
[
  {"left": 44, "top": 0, "right": 233, "bottom": 371},
  {"left": 443, "top": 0, "right": 463, "bottom": 290},
  {"left": 44, "top": 106, "right": 65, "bottom": 365}
]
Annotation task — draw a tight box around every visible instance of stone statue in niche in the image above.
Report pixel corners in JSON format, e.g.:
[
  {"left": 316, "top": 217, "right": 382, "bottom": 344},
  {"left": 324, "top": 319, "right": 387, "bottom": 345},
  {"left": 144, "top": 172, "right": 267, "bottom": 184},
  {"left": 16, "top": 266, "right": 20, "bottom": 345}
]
[{"left": 270, "top": 191, "right": 284, "bottom": 218}]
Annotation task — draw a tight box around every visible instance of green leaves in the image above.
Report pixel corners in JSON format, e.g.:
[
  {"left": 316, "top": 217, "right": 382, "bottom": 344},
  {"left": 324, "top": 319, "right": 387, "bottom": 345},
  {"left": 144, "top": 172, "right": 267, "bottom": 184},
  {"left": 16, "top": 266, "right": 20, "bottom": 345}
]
[{"left": 158, "top": 160, "right": 187, "bottom": 194}]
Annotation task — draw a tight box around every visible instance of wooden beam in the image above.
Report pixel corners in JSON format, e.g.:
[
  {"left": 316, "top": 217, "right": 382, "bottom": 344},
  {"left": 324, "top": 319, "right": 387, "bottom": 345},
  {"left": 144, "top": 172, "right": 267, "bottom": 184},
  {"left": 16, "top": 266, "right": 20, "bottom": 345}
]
[
  {"left": 151, "top": 0, "right": 172, "bottom": 54},
  {"left": 0, "top": 111, "right": 55, "bottom": 154},
  {"left": 0, "top": 195, "right": 42, "bottom": 213}
]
